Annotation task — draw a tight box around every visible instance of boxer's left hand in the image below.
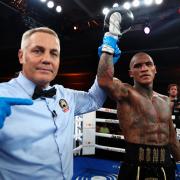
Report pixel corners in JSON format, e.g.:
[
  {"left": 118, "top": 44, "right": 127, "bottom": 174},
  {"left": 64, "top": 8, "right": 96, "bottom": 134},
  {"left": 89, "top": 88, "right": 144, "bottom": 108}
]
[{"left": 104, "top": 7, "right": 134, "bottom": 37}]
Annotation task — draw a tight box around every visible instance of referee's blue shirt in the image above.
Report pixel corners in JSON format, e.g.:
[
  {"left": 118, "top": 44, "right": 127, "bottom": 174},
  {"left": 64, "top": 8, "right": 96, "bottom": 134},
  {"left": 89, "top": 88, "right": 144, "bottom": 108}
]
[{"left": 0, "top": 72, "right": 106, "bottom": 180}]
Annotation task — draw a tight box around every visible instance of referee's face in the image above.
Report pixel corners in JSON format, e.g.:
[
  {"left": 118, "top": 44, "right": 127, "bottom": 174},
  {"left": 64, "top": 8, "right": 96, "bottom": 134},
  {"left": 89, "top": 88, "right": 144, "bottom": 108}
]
[{"left": 18, "top": 32, "right": 60, "bottom": 88}]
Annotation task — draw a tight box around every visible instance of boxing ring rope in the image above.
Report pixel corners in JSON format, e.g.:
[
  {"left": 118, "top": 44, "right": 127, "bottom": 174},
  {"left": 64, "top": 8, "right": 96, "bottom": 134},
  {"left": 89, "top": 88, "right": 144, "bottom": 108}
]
[
  {"left": 97, "top": 107, "right": 117, "bottom": 114},
  {"left": 73, "top": 145, "right": 83, "bottom": 154},
  {"left": 95, "top": 144, "right": 125, "bottom": 153},
  {"left": 73, "top": 107, "right": 125, "bottom": 155},
  {"left": 96, "top": 132, "right": 124, "bottom": 139},
  {"left": 96, "top": 118, "right": 119, "bottom": 124}
]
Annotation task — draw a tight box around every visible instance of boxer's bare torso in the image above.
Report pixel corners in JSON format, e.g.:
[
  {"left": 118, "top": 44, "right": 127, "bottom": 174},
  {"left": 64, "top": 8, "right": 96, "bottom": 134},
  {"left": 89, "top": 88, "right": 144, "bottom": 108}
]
[{"left": 116, "top": 85, "right": 171, "bottom": 145}]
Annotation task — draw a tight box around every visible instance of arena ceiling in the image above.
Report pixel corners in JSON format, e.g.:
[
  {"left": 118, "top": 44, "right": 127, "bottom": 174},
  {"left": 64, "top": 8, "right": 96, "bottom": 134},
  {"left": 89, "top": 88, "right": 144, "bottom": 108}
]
[{"left": 0, "top": 0, "right": 179, "bottom": 96}]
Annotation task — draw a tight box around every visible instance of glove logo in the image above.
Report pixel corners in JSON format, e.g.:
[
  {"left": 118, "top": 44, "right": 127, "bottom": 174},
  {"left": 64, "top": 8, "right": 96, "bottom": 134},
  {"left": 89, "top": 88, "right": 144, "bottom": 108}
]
[{"left": 59, "top": 99, "right": 69, "bottom": 112}]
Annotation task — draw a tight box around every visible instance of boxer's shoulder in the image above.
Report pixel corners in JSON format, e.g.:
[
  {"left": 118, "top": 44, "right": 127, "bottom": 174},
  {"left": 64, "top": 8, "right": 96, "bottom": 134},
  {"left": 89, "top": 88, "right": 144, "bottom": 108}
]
[{"left": 153, "top": 91, "right": 169, "bottom": 102}]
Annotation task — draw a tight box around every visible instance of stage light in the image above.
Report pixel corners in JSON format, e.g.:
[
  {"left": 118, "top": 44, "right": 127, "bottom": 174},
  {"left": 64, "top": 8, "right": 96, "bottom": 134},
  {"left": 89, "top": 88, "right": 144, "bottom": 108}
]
[
  {"left": 155, "top": 0, "right": 163, "bottom": 5},
  {"left": 113, "top": 3, "right": 119, "bottom": 8},
  {"left": 56, "top": 5, "right": 62, "bottom": 13},
  {"left": 74, "top": 26, "right": 78, "bottom": 30},
  {"left": 123, "top": 2, "right": 131, "bottom": 10},
  {"left": 132, "top": 0, "right": 140, "bottom": 8},
  {"left": 144, "top": 26, "right": 150, "bottom": 34},
  {"left": 47, "top": 1, "right": 54, "bottom": 8},
  {"left": 40, "top": 0, "right": 47, "bottom": 2},
  {"left": 144, "top": 0, "right": 153, "bottom": 6},
  {"left": 102, "top": 7, "right": 109, "bottom": 15}
]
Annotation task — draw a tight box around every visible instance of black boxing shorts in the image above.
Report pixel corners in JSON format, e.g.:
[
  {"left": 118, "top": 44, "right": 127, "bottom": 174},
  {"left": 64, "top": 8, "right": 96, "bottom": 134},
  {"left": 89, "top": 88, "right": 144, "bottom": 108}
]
[{"left": 118, "top": 142, "right": 176, "bottom": 180}]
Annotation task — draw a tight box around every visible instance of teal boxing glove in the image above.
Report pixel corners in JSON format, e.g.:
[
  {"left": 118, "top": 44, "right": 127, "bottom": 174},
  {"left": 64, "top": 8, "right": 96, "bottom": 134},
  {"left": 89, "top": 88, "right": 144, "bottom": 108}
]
[
  {"left": 101, "top": 33, "right": 119, "bottom": 55},
  {"left": 0, "top": 97, "right": 33, "bottom": 128},
  {"left": 98, "top": 33, "right": 121, "bottom": 64},
  {"left": 113, "top": 44, "right": 121, "bottom": 64},
  {"left": 98, "top": 42, "right": 121, "bottom": 64}
]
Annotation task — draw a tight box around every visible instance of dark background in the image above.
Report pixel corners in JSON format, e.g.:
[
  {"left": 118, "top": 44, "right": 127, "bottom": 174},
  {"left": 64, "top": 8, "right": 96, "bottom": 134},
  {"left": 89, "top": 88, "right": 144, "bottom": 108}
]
[{"left": 0, "top": 0, "right": 179, "bottom": 108}]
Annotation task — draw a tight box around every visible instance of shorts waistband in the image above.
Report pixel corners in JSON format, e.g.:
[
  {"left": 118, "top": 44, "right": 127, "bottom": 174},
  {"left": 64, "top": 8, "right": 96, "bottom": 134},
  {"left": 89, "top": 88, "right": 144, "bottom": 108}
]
[{"left": 125, "top": 142, "right": 171, "bottom": 165}]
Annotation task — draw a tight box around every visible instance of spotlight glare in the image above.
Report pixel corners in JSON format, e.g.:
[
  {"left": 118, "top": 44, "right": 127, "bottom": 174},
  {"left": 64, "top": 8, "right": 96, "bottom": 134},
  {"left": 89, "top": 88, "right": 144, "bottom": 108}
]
[
  {"left": 132, "top": 0, "right": 140, "bottom": 7},
  {"left": 40, "top": 0, "right": 47, "bottom": 2},
  {"left": 74, "top": 26, "right": 78, "bottom": 30},
  {"left": 113, "top": 3, "right": 119, "bottom": 8},
  {"left": 144, "top": 26, "right": 150, "bottom": 34},
  {"left": 47, "top": 1, "right": 54, "bottom": 8},
  {"left": 102, "top": 7, "right": 109, "bottom": 15},
  {"left": 144, "top": 0, "right": 153, "bottom": 6},
  {"left": 56, "top": 5, "right": 62, "bottom": 13},
  {"left": 155, "top": 0, "right": 163, "bottom": 5},
  {"left": 123, "top": 2, "right": 131, "bottom": 10}
]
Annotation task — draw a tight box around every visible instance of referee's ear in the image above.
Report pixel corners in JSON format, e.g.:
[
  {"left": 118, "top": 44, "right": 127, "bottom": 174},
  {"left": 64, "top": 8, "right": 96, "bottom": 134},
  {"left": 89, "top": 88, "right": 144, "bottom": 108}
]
[{"left": 18, "top": 49, "right": 25, "bottom": 64}]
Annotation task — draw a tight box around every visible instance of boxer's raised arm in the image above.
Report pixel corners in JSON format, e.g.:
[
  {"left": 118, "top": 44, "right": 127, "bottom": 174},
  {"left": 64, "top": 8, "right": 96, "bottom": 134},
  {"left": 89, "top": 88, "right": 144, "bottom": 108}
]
[{"left": 97, "top": 7, "right": 134, "bottom": 100}]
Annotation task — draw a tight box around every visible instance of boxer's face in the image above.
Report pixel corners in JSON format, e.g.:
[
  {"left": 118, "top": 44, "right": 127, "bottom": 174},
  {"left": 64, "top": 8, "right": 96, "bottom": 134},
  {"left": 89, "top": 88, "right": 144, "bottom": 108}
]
[
  {"left": 129, "top": 53, "right": 156, "bottom": 85},
  {"left": 18, "top": 32, "right": 60, "bottom": 88}
]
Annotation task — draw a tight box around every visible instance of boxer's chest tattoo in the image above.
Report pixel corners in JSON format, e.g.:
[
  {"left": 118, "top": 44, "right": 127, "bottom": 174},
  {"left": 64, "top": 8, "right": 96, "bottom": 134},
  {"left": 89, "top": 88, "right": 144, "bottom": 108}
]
[
  {"left": 151, "top": 98, "right": 170, "bottom": 121},
  {"left": 131, "top": 101, "right": 160, "bottom": 124}
]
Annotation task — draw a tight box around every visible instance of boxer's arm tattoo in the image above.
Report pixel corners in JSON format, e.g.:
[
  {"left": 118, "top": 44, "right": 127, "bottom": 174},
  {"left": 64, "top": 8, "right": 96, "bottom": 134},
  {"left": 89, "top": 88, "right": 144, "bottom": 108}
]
[
  {"left": 97, "top": 53, "right": 115, "bottom": 92},
  {"left": 98, "top": 53, "right": 130, "bottom": 100},
  {"left": 97, "top": 54, "right": 114, "bottom": 81}
]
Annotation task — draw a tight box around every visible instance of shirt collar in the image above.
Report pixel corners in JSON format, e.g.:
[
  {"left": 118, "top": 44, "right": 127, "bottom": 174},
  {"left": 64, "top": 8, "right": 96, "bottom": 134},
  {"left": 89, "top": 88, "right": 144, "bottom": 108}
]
[
  {"left": 16, "top": 72, "right": 52, "bottom": 98},
  {"left": 16, "top": 72, "right": 36, "bottom": 97}
]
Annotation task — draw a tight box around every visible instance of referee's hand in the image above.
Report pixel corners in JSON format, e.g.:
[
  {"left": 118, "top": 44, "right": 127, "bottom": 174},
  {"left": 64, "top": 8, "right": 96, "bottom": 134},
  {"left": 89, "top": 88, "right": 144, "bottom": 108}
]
[{"left": 0, "top": 97, "right": 33, "bottom": 128}]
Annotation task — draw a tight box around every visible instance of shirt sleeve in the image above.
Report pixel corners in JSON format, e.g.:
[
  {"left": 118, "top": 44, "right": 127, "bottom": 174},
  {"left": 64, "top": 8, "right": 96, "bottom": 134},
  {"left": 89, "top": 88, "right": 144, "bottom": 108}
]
[{"left": 73, "top": 77, "right": 106, "bottom": 116}]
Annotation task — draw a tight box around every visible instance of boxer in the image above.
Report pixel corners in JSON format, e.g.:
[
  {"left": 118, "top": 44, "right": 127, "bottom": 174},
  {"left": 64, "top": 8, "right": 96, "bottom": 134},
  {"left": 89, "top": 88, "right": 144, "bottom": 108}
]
[{"left": 97, "top": 6, "right": 180, "bottom": 180}]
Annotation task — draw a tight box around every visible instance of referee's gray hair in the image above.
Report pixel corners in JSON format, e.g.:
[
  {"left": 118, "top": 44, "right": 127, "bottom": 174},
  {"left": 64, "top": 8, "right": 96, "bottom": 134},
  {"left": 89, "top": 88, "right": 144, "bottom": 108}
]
[{"left": 20, "top": 27, "right": 60, "bottom": 50}]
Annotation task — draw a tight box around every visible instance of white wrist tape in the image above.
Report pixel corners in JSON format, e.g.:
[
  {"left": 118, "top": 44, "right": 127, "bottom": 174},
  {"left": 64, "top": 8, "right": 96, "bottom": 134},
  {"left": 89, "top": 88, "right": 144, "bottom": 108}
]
[{"left": 102, "top": 45, "right": 114, "bottom": 54}]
